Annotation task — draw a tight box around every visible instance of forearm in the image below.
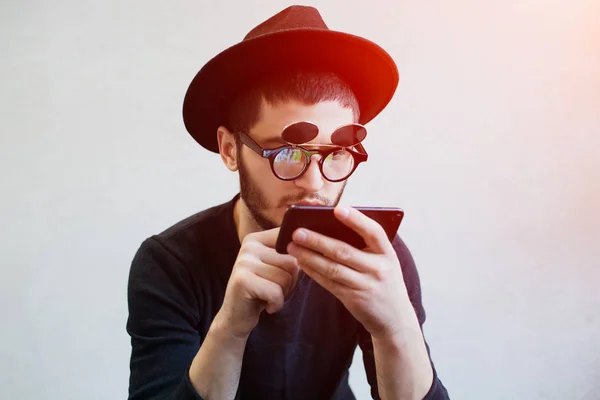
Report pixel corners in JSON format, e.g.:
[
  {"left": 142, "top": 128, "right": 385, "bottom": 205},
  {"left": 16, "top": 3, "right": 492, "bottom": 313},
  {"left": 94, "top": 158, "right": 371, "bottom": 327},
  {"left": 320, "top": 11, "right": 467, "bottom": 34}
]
[
  {"left": 371, "top": 308, "right": 433, "bottom": 400},
  {"left": 188, "top": 311, "right": 249, "bottom": 400}
]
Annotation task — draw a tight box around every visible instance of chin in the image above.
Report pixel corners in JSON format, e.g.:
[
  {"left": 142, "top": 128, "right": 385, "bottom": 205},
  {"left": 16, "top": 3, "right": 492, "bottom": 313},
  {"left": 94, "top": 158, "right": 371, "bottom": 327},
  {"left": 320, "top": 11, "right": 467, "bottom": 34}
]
[{"left": 257, "top": 208, "right": 286, "bottom": 230}]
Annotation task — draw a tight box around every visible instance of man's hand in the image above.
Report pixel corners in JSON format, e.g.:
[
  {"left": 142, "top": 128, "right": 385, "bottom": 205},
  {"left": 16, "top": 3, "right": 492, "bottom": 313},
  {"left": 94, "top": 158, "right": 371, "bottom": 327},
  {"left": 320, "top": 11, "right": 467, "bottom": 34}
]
[
  {"left": 286, "top": 206, "right": 435, "bottom": 399},
  {"left": 286, "top": 205, "right": 414, "bottom": 340},
  {"left": 217, "top": 228, "right": 300, "bottom": 338}
]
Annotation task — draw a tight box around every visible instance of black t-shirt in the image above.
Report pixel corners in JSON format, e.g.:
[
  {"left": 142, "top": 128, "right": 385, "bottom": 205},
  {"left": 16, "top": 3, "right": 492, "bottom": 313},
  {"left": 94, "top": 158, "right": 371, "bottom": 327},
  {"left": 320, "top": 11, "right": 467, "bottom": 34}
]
[{"left": 126, "top": 194, "right": 450, "bottom": 399}]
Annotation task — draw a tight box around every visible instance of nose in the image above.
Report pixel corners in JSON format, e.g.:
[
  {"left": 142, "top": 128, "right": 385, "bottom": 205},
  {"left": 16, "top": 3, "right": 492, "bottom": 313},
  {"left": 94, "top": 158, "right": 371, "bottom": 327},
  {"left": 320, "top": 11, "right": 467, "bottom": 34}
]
[{"left": 293, "top": 154, "right": 325, "bottom": 192}]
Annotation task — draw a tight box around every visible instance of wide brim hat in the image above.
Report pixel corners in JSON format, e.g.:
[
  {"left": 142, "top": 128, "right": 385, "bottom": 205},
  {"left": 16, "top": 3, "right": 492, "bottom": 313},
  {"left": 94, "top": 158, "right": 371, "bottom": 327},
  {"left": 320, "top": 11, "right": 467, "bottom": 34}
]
[{"left": 182, "top": 5, "right": 399, "bottom": 153}]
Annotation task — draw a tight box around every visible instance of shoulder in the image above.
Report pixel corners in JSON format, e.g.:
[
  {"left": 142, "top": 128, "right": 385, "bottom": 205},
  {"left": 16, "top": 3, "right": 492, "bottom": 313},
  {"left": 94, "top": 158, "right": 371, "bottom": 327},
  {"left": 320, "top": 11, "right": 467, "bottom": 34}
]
[
  {"left": 154, "top": 196, "right": 239, "bottom": 262},
  {"left": 157, "top": 197, "right": 235, "bottom": 243},
  {"left": 130, "top": 195, "right": 239, "bottom": 277}
]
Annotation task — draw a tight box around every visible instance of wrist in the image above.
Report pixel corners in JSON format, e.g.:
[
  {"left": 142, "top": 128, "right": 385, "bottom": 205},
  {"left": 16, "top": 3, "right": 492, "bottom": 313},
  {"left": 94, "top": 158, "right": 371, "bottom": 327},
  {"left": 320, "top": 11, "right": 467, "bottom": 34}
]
[
  {"left": 372, "top": 327, "right": 417, "bottom": 352},
  {"left": 189, "top": 311, "right": 249, "bottom": 399},
  {"left": 371, "top": 306, "right": 422, "bottom": 345},
  {"left": 371, "top": 326, "right": 434, "bottom": 400},
  {"left": 212, "top": 309, "right": 254, "bottom": 341}
]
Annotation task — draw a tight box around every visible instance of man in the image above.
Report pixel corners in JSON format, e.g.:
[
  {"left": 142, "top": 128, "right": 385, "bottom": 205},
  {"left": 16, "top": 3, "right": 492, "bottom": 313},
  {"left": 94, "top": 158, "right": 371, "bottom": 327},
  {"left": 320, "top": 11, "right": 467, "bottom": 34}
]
[{"left": 127, "top": 5, "right": 450, "bottom": 400}]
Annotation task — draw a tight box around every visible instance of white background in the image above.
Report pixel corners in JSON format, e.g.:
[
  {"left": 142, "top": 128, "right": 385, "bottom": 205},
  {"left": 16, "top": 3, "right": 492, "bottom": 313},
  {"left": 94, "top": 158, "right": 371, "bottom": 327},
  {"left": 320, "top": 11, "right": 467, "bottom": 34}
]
[{"left": 1, "top": 0, "right": 599, "bottom": 399}]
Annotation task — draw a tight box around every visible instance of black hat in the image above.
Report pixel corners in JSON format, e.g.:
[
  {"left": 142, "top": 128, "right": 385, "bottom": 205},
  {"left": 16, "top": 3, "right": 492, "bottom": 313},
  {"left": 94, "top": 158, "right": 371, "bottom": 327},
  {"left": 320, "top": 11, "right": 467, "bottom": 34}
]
[{"left": 182, "top": 5, "right": 399, "bottom": 153}]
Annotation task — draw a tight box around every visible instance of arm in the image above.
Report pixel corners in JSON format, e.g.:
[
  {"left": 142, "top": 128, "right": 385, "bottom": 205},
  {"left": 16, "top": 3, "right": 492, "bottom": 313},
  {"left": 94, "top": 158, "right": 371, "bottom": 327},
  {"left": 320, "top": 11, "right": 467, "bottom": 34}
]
[
  {"left": 285, "top": 206, "right": 450, "bottom": 400},
  {"left": 371, "top": 304, "right": 434, "bottom": 399},
  {"left": 127, "top": 229, "right": 299, "bottom": 400},
  {"left": 187, "top": 312, "right": 248, "bottom": 400},
  {"left": 126, "top": 237, "right": 205, "bottom": 400},
  {"left": 359, "top": 236, "right": 450, "bottom": 400},
  {"left": 127, "top": 237, "right": 247, "bottom": 400}
]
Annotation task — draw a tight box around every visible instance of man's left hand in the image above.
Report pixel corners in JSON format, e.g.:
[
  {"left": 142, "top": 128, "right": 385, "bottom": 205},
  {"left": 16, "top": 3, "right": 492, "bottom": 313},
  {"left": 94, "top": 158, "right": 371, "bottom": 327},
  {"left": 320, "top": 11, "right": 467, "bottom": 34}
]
[{"left": 287, "top": 205, "right": 417, "bottom": 341}]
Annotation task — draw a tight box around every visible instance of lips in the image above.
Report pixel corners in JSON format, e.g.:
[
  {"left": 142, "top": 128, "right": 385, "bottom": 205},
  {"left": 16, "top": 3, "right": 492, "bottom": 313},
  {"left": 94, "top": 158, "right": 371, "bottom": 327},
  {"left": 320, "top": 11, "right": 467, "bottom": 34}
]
[{"left": 293, "top": 200, "right": 326, "bottom": 207}]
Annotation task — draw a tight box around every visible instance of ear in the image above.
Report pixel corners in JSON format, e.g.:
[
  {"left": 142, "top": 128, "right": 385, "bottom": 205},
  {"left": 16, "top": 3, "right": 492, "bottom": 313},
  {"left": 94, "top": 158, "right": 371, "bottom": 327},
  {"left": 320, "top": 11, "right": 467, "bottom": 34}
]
[{"left": 217, "top": 126, "right": 239, "bottom": 172}]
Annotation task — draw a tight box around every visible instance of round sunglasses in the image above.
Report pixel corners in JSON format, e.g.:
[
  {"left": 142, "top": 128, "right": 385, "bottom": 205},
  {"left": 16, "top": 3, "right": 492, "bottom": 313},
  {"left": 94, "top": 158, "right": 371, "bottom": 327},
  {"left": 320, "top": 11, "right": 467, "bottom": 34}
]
[{"left": 238, "top": 121, "right": 368, "bottom": 182}]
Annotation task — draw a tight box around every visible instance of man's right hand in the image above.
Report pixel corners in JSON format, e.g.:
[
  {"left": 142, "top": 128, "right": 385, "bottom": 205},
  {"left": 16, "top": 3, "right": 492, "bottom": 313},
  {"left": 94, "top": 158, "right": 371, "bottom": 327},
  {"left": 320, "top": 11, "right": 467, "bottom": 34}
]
[{"left": 215, "top": 228, "right": 301, "bottom": 338}]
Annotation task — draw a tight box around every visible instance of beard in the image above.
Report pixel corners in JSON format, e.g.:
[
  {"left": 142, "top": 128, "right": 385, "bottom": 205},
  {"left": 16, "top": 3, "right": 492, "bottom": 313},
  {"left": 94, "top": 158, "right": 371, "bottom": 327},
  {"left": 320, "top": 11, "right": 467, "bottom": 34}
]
[{"left": 238, "top": 153, "right": 347, "bottom": 230}]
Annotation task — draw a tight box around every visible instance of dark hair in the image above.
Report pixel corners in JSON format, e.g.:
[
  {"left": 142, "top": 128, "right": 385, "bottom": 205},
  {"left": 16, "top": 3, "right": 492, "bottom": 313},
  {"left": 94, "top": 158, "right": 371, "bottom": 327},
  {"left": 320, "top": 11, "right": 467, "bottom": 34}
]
[{"left": 226, "top": 70, "right": 360, "bottom": 138}]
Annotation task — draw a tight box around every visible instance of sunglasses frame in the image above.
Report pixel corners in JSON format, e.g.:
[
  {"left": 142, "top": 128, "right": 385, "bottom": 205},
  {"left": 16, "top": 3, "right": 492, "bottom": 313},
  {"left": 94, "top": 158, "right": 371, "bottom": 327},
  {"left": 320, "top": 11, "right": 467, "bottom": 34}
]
[{"left": 237, "top": 122, "right": 369, "bottom": 182}]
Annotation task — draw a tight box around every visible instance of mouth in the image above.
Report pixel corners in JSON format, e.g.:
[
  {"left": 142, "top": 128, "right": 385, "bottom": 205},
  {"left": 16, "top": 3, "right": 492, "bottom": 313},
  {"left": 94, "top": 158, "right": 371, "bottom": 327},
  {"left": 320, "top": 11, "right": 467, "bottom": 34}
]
[{"left": 292, "top": 200, "right": 327, "bottom": 207}]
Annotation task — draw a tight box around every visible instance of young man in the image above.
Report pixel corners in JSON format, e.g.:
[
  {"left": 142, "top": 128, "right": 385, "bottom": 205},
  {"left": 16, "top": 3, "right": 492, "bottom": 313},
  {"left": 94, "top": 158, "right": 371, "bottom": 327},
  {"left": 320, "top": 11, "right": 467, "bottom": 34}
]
[{"left": 127, "top": 5, "right": 450, "bottom": 400}]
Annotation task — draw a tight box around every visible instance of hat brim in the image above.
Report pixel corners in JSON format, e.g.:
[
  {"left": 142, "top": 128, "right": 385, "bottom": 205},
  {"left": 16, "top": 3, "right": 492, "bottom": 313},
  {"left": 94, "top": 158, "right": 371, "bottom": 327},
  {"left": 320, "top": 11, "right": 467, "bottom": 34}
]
[{"left": 182, "top": 29, "right": 399, "bottom": 153}]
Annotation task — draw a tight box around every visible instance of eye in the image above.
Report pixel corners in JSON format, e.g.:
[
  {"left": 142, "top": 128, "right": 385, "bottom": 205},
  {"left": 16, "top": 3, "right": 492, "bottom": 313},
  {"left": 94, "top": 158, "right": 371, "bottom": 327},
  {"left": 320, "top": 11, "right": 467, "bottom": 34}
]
[
  {"left": 275, "top": 148, "right": 305, "bottom": 163},
  {"left": 331, "top": 150, "right": 348, "bottom": 160}
]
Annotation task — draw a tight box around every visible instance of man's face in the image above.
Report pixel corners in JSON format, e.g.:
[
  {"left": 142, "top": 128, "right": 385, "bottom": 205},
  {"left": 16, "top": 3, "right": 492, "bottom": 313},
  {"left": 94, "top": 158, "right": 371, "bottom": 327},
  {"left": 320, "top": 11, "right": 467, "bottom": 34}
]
[{"left": 237, "top": 100, "right": 354, "bottom": 230}]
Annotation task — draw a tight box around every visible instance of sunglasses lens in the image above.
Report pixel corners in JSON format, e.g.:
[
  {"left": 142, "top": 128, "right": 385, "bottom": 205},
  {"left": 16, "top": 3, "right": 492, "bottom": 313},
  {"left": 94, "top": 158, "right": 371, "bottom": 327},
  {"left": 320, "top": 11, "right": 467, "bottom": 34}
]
[
  {"left": 281, "top": 122, "right": 319, "bottom": 144},
  {"left": 273, "top": 148, "right": 308, "bottom": 179},
  {"left": 323, "top": 150, "right": 354, "bottom": 180},
  {"left": 331, "top": 124, "right": 367, "bottom": 147}
]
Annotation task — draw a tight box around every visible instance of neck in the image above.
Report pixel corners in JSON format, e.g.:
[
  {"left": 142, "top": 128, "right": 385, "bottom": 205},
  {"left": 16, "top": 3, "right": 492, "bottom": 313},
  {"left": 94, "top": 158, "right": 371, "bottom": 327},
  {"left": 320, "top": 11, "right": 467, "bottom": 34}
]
[{"left": 233, "top": 196, "right": 263, "bottom": 243}]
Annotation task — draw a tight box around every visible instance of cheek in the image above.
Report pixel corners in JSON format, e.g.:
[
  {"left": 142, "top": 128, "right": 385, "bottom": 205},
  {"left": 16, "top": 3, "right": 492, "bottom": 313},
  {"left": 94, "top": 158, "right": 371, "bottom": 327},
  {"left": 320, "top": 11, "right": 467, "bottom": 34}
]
[
  {"left": 324, "top": 181, "right": 346, "bottom": 195},
  {"left": 247, "top": 159, "right": 291, "bottom": 199},
  {"left": 244, "top": 156, "right": 276, "bottom": 183}
]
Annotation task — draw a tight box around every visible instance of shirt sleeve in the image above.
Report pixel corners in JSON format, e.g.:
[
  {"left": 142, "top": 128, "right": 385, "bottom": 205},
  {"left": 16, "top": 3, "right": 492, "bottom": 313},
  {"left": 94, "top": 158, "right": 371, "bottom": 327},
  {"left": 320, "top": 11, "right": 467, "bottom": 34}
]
[
  {"left": 126, "top": 236, "right": 205, "bottom": 400},
  {"left": 357, "top": 235, "right": 450, "bottom": 399}
]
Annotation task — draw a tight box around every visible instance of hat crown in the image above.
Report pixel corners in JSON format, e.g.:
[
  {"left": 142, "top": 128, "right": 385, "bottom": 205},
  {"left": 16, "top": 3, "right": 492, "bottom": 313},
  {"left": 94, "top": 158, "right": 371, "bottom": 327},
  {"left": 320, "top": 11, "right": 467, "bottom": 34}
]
[
  {"left": 183, "top": 5, "right": 399, "bottom": 153},
  {"left": 244, "top": 5, "right": 329, "bottom": 40}
]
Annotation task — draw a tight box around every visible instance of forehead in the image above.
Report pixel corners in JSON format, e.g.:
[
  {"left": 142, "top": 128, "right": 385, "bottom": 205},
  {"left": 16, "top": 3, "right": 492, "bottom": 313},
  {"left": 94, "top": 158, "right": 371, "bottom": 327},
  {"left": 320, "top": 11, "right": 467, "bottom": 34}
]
[{"left": 251, "top": 100, "right": 355, "bottom": 145}]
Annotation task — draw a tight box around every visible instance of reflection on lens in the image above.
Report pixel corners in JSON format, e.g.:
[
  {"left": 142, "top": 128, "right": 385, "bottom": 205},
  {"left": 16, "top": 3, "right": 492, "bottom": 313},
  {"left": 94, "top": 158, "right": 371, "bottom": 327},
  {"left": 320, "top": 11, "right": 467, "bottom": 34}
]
[
  {"left": 323, "top": 150, "right": 354, "bottom": 180},
  {"left": 274, "top": 148, "right": 307, "bottom": 178}
]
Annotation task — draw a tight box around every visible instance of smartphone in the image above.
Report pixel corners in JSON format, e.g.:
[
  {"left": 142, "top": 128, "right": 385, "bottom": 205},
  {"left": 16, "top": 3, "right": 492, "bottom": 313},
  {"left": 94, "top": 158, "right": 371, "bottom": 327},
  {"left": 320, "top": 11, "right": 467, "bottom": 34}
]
[{"left": 275, "top": 205, "right": 404, "bottom": 254}]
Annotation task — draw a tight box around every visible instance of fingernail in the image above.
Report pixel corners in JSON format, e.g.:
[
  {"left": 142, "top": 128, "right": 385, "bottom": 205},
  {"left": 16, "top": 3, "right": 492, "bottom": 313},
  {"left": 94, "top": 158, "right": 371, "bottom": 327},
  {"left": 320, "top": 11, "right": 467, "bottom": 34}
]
[
  {"left": 338, "top": 206, "right": 350, "bottom": 218},
  {"left": 294, "top": 229, "right": 307, "bottom": 242}
]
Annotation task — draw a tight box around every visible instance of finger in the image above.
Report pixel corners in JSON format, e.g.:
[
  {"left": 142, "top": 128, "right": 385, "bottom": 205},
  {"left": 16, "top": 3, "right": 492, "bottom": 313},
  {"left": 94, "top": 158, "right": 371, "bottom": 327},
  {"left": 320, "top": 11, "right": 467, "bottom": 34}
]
[
  {"left": 241, "top": 240, "right": 299, "bottom": 277},
  {"left": 251, "top": 260, "right": 297, "bottom": 298},
  {"left": 248, "top": 274, "right": 285, "bottom": 314},
  {"left": 237, "top": 246, "right": 299, "bottom": 297},
  {"left": 258, "top": 246, "right": 300, "bottom": 276},
  {"left": 288, "top": 242, "right": 364, "bottom": 289},
  {"left": 291, "top": 227, "right": 375, "bottom": 274},
  {"left": 333, "top": 206, "right": 391, "bottom": 253},
  {"left": 288, "top": 245, "right": 350, "bottom": 297},
  {"left": 246, "top": 227, "right": 280, "bottom": 248}
]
